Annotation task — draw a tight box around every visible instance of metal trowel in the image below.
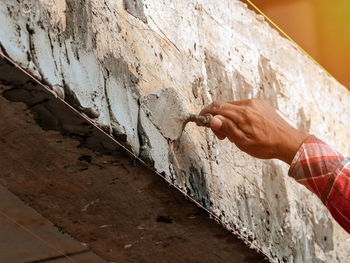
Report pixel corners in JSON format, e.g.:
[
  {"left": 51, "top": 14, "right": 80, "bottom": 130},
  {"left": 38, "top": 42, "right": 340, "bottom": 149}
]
[{"left": 139, "top": 88, "right": 211, "bottom": 141}]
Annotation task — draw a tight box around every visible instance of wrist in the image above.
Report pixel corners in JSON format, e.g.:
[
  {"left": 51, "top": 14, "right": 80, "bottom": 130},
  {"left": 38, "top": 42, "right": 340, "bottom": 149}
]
[{"left": 277, "top": 129, "right": 310, "bottom": 165}]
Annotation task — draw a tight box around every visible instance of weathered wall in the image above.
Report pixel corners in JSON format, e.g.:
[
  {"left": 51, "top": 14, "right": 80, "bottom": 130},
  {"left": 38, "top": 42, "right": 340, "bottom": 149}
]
[{"left": 1, "top": 0, "right": 350, "bottom": 262}]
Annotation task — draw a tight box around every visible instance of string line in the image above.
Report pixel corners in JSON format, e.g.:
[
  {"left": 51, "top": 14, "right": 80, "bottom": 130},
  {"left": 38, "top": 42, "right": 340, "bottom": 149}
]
[{"left": 0, "top": 50, "right": 274, "bottom": 262}]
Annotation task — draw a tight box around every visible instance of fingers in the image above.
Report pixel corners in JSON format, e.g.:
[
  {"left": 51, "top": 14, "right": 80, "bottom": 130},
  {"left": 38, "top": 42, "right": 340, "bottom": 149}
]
[
  {"left": 200, "top": 101, "right": 243, "bottom": 123},
  {"left": 210, "top": 115, "right": 245, "bottom": 142},
  {"left": 200, "top": 101, "right": 224, "bottom": 115}
]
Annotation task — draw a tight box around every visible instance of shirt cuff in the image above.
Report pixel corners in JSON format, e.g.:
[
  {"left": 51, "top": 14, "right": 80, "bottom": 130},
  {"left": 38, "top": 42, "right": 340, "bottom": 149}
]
[{"left": 288, "top": 135, "right": 344, "bottom": 203}]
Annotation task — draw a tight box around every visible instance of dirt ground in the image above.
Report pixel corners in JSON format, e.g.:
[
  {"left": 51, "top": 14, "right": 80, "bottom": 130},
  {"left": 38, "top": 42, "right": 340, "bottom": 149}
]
[{"left": 0, "top": 58, "right": 267, "bottom": 262}]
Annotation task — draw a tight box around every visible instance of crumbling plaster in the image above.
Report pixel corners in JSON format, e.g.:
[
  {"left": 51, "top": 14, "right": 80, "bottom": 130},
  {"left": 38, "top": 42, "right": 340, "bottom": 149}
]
[{"left": 1, "top": 0, "right": 350, "bottom": 262}]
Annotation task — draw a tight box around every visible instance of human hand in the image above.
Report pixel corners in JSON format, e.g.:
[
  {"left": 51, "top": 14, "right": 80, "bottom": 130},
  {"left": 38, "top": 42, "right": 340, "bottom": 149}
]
[{"left": 200, "top": 99, "right": 309, "bottom": 164}]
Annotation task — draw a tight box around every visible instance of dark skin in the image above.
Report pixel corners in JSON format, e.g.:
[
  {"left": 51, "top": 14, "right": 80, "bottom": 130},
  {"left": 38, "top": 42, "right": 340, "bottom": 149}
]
[{"left": 200, "top": 99, "right": 310, "bottom": 164}]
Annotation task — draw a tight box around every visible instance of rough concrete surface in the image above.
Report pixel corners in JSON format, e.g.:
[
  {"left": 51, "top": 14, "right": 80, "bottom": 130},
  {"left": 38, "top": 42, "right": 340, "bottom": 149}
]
[{"left": 1, "top": 0, "right": 350, "bottom": 262}]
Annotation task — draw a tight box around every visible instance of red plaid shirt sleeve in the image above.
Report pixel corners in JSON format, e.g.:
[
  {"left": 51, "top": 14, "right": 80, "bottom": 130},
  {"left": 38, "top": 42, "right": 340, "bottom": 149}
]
[{"left": 288, "top": 135, "right": 350, "bottom": 234}]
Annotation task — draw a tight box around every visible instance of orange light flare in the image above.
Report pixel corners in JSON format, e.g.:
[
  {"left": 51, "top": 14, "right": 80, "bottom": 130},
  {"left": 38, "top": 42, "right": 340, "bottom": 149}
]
[{"left": 243, "top": 0, "right": 350, "bottom": 90}]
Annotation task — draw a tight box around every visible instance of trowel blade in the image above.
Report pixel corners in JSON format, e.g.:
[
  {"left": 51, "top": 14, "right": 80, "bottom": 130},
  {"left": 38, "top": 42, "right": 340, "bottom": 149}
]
[{"left": 139, "top": 88, "right": 189, "bottom": 141}]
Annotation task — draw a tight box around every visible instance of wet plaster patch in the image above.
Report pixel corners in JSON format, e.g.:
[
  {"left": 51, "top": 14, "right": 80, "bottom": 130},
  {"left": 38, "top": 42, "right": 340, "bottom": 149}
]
[
  {"left": 139, "top": 88, "right": 189, "bottom": 141},
  {"left": 103, "top": 55, "right": 141, "bottom": 154},
  {"left": 138, "top": 88, "right": 210, "bottom": 202},
  {"left": 138, "top": 107, "right": 170, "bottom": 175}
]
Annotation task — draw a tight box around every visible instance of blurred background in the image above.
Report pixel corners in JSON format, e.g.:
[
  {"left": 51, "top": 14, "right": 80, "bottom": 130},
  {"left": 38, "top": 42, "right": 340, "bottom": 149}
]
[{"left": 244, "top": 0, "right": 350, "bottom": 89}]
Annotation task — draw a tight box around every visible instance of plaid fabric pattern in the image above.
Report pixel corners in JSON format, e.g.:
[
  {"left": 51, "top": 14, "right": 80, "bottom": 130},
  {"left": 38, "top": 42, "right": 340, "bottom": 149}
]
[{"left": 288, "top": 135, "right": 350, "bottom": 234}]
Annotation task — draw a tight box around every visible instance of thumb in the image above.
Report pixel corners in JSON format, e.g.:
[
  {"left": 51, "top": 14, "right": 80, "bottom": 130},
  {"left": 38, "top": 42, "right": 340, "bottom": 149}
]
[
  {"left": 210, "top": 116, "right": 223, "bottom": 130},
  {"left": 210, "top": 115, "right": 243, "bottom": 142}
]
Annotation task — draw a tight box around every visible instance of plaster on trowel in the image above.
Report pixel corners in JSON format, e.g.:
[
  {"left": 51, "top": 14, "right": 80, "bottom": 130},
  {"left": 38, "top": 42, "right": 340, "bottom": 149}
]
[{"left": 139, "top": 88, "right": 211, "bottom": 141}]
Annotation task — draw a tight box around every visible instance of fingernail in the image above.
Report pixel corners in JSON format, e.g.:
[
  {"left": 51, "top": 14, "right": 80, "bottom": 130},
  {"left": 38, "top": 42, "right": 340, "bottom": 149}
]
[{"left": 211, "top": 117, "right": 223, "bottom": 130}]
